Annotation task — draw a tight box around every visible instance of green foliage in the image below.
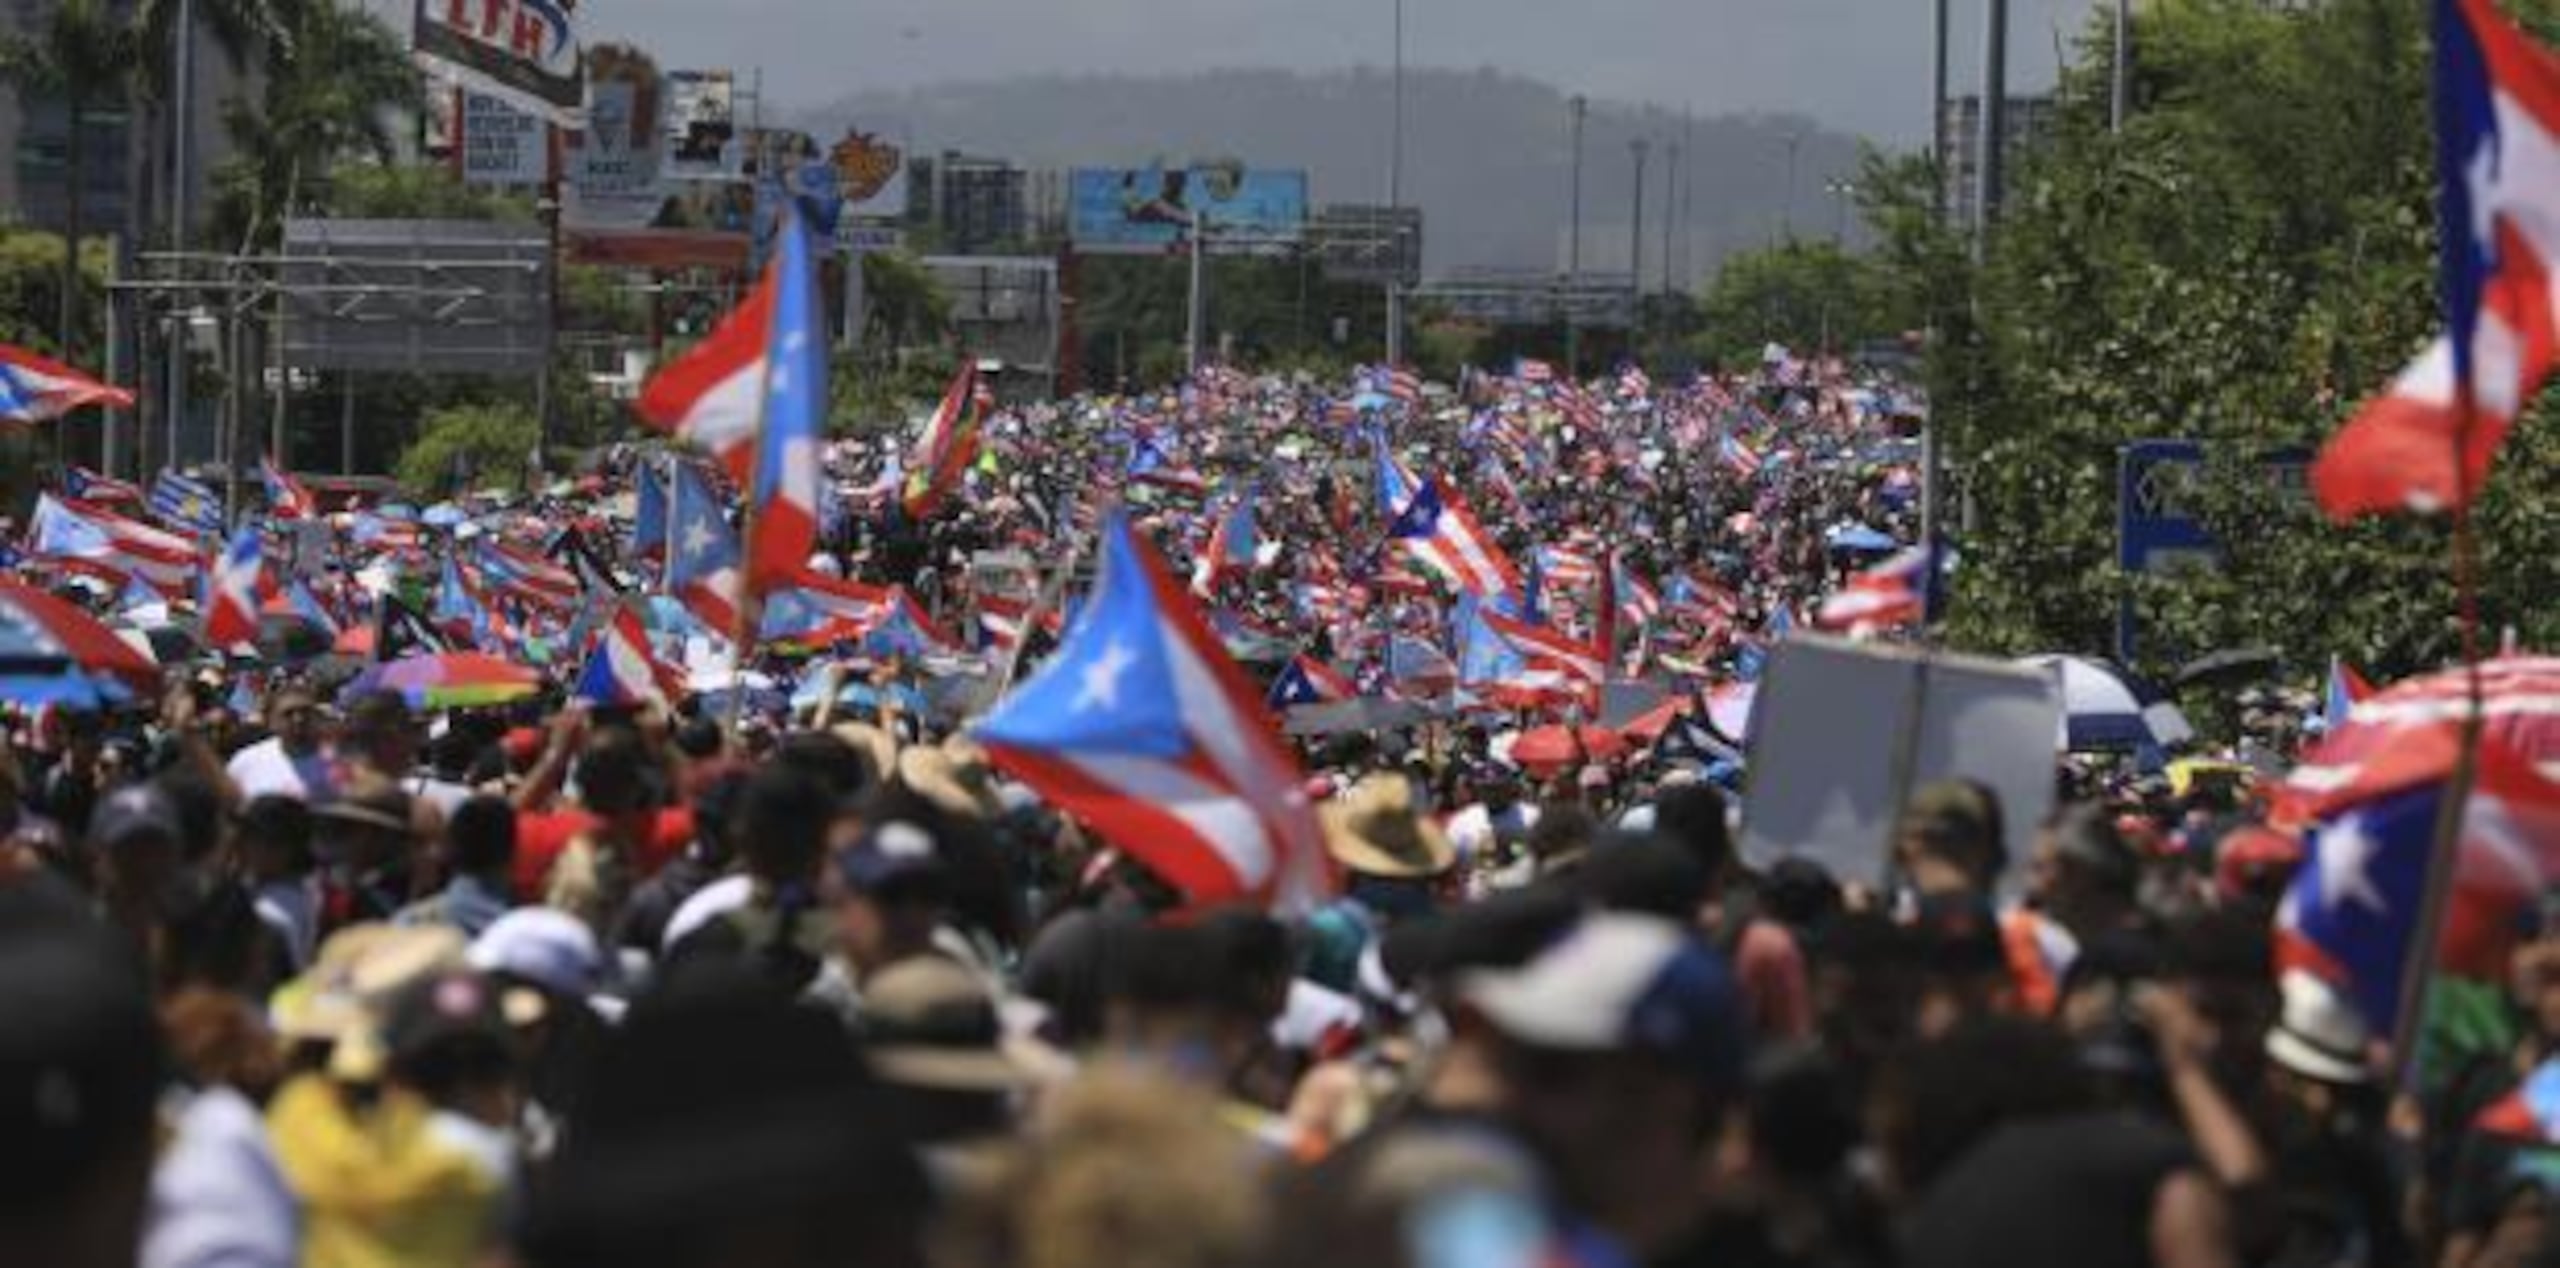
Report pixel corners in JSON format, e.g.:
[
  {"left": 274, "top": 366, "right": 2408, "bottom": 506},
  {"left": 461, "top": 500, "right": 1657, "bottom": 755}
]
[
  {"left": 1692, "top": 239, "right": 1909, "bottom": 369},
  {"left": 1868, "top": 0, "right": 2560, "bottom": 681},
  {"left": 1072, "top": 253, "right": 1391, "bottom": 388},
  {"left": 832, "top": 355, "right": 964, "bottom": 436},
  {"left": 396, "top": 401, "right": 540, "bottom": 497},
  {"left": 861, "top": 251, "right": 953, "bottom": 352},
  {"left": 209, "top": 0, "right": 425, "bottom": 248},
  {"left": 325, "top": 166, "right": 533, "bottom": 223},
  {"left": 0, "top": 226, "right": 110, "bottom": 355}
]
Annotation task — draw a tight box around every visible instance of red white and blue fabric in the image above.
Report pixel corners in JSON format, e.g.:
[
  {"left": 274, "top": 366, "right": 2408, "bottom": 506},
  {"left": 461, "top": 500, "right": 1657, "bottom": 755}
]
[
  {"left": 0, "top": 344, "right": 132, "bottom": 422},
  {"left": 634, "top": 261, "right": 773, "bottom": 484},
  {"left": 2313, "top": 0, "right": 2560, "bottom": 517},
  {"left": 976, "top": 511, "right": 1332, "bottom": 913},
  {"left": 858, "top": 589, "right": 959, "bottom": 660},
  {"left": 2276, "top": 724, "right": 2560, "bottom": 1038},
  {"left": 200, "top": 526, "right": 263, "bottom": 650},
  {"left": 665, "top": 458, "right": 745, "bottom": 637},
  {"left": 1514, "top": 357, "right": 1555, "bottom": 384},
  {"left": 1386, "top": 365, "right": 1423, "bottom": 403},
  {"left": 745, "top": 208, "right": 826, "bottom": 589},
  {"left": 1719, "top": 434, "right": 1766, "bottom": 477},
  {"left": 575, "top": 606, "right": 686, "bottom": 707},
  {"left": 904, "top": 361, "right": 985, "bottom": 520},
  {"left": 1384, "top": 469, "right": 1522, "bottom": 598},
  {"left": 2323, "top": 656, "right": 2377, "bottom": 734},
  {"left": 474, "top": 539, "right": 580, "bottom": 612},
  {"left": 1615, "top": 559, "right": 1662, "bottom": 626},
  {"left": 1268, "top": 654, "right": 1355, "bottom": 708},
  {"left": 757, "top": 570, "right": 889, "bottom": 646},
  {"left": 259, "top": 455, "right": 316, "bottom": 519},
  {"left": 62, "top": 466, "right": 142, "bottom": 506},
  {"left": 1191, "top": 495, "right": 1260, "bottom": 596},
  {"left": 1814, "top": 543, "right": 1944, "bottom": 635},
  {"left": 1483, "top": 610, "right": 1607, "bottom": 688},
  {"left": 30, "top": 494, "right": 197, "bottom": 597}
]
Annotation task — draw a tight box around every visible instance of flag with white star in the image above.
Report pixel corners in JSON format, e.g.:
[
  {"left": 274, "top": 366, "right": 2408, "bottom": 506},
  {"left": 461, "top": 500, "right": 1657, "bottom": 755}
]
[{"left": 975, "top": 510, "right": 1332, "bottom": 913}]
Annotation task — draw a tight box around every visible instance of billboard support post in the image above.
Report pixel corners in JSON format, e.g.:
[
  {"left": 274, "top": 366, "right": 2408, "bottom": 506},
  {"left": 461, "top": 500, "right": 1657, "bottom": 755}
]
[{"left": 1186, "top": 212, "right": 1208, "bottom": 375}]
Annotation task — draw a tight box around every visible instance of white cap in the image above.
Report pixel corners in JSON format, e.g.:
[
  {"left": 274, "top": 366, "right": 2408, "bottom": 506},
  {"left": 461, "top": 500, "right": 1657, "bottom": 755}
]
[
  {"left": 2264, "top": 969, "right": 2371, "bottom": 1085},
  {"left": 468, "top": 907, "right": 602, "bottom": 1000}
]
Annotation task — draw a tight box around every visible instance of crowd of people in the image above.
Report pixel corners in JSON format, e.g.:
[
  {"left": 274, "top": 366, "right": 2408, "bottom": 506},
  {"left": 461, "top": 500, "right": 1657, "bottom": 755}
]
[{"left": 0, "top": 356, "right": 2541, "bottom": 1268}]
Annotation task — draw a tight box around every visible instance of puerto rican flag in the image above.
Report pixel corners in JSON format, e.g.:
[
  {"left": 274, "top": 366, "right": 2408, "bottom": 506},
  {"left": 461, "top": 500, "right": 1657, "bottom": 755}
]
[
  {"left": 757, "top": 570, "right": 890, "bottom": 646},
  {"left": 1514, "top": 356, "right": 1556, "bottom": 384},
  {"left": 2313, "top": 0, "right": 2560, "bottom": 517},
  {"left": 635, "top": 270, "right": 773, "bottom": 484},
  {"left": 30, "top": 494, "right": 197, "bottom": 596},
  {"left": 0, "top": 344, "right": 132, "bottom": 422},
  {"left": 665, "top": 458, "right": 745, "bottom": 636},
  {"left": 976, "top": 510, "right": 1333, "bottom": 913},
  {"left": 1483, "top": 609, "right": 1607, "bottom": 688},
  {"left": 745, "top": 208, "right": 827, "bottom": 587},
  {"left": 62, "top": 466, "right": 142, "bottom": 506},
  {"left": 1191, "top": 493, "right": 1260, "bottom": 596},
  {"left": 1815, "top": 542, "right": 1946, "bottom": 635},
  {"left": 1719, "top": 433, "right": 1766, "bottom": 477},
  {"left": 575, "top": 605, "right": 688, "bottom": 707},
  {"left": 200, "top": 526, "right": 263, "bottom": 650},
  {"left": 259, "top": 455, "right": 315, "bottom": 519},
  {"left": 1614, "top": 558, "right": 1662, "bottom": 626},
  {"left": 1379, "top": 456, "right": 1521, "bottom": 598},
  {"left": 1268, "top": 653, "right": 1356, "bottom": 708},
  {"left": 475, "top": 539, "right": 581, "bottom": 612},
  {"left": 1385, "top": 365, "right": 1423, "bottom": 404}
]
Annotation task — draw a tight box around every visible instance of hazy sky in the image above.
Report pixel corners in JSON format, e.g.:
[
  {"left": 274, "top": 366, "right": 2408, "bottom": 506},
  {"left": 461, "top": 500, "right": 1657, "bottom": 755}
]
[{"left": 582, "top": 0, "right": 2109, "bottom": 147}]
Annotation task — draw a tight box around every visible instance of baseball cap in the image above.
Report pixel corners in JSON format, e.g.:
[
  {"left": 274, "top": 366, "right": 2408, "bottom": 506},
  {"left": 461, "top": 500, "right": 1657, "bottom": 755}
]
[
  {"left": 837, "top": 819, "right": 946, "bottom": 893},
  {"left": 90, "top": 784, "right": 180, "bottom": 850},
  {"left": 469, "top": 907, "right": 603, "bottom": 1002},
  {"left": 1458, "top": 913, "right": 1749, "bottom": 1094}
]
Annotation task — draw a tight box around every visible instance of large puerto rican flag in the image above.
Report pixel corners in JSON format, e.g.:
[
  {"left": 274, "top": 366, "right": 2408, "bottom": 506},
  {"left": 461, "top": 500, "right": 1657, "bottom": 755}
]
[
  {"left": 0, "top": 344, "right": 133, "bottom": 423},
  {"left": 744, "top": 208, "right": 827, "bottom": 588},
  {"left": 31, "top": 494, "right": 197, "bottom": 596},
  {"left": 975, "top": 510, "right": 1332, "bottom": 914},
  {"left": 1380, "top": 457, "right": 1520, "bottom": 599},
  {"left": 575, "top": 605, "right": 688, "bottom": 707},
  {"left": 633, "top": 270, "right": 773, "bottom": 484},
  {"left": 2313, "top": 0, "right": 2560, "bottom": 517}
]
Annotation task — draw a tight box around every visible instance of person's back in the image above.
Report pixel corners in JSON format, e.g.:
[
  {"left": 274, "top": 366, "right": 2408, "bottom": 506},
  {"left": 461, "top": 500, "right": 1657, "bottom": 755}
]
[
  {"left": 266, "top": 1075, "right": 506, "bottom": 1268},
  {"left": 1899, "top": 1109, "right": 2208, "bottom": 1268}
]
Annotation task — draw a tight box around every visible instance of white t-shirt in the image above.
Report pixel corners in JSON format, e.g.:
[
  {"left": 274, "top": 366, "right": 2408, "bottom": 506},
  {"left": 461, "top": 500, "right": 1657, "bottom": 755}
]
[
  {"left": 661, "top": 873, "right": 753, "bottom": 952},
  {"left": 1445, "top": 801, "right": 1540, "bottom": 868},
  {"left": 226, "top": 738, "right": 338, "bottom": 804}
]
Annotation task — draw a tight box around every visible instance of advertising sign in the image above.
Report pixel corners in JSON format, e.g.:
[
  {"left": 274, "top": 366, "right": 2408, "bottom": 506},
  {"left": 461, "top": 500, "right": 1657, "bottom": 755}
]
[
  {"left": 662, "top": 69, "right": 738, "bottom": 179},
  {"left": 830, "top": 127, "right": 908, "bottom": 219},
  {"left": 1068, "top": 163, "right": 1307, "bottom": 254},
  {"left": 410, "top": 0, "right": 583, "bottom": 127},
  {"left": 2114, "top": 439, "right": 2309, "bottom": 661},
  {"left": 565, "top": 44, "right": 670, "bottom": 232},
  {"left": 462, "top": 92, "right": 547, "bottom": 188}
]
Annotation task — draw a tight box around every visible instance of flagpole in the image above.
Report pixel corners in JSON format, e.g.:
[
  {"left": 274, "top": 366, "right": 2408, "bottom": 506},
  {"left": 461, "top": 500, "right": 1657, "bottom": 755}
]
[{"left": 2393, "top": 382, "right": 2488, "bottom": 1090}]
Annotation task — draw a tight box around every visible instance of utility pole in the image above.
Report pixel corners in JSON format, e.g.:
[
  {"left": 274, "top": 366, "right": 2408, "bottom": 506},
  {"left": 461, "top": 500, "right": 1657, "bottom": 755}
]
[
  {"left": 1677, "top": 108, "right": 1694, "bottom": 293},
  {"left": 165, "top": 0, "right": 195, "bottom": 471},
  {"left": 1385, "top": 0, "right": 1407, "bottom": 367},
  {"left": 1629, "top": 137, "right": 1647, "bottom": 335},
  {"left": 2110, "top": 0, "right": 2132, "bottom": 133},
  {"left": 1781, "top": 132, "right": 1801, "bottom": 241},
  {"left": 1661, "top": 139, "right": 1679, "bottom": 298},
  {"left": 1186, "top": 209, "right": 1209, "bottom": 375},
  {"left": 1975, "top": 0, "right": 2010, "bottom": 259},
  {"left": 1566, "top": 93, "right": 1586, "bottom": 377},
  {"left": 1932, "top": 0, "right": 1950, "bottom": 164}
]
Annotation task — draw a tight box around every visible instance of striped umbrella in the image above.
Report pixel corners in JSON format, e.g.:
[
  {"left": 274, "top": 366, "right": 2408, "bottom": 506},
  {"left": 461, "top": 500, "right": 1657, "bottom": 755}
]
[{"left": 2290, "top": 657, "right": 2560, "bottom": 798}]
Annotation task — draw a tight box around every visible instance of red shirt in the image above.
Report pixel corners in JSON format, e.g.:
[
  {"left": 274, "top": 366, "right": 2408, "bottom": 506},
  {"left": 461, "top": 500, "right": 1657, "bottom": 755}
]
[{"left": 512, "top": 806, "right": 695, "bottom": 902}]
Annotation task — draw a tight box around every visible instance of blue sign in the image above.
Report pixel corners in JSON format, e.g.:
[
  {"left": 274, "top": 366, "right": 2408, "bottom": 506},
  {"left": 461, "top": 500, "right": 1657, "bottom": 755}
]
[
  {"left": 2115, "top": 440, "right": 2308, "bottom": 662},
  {"left": 1069, "top": 165, "right": 1308, "bottom": 254}
]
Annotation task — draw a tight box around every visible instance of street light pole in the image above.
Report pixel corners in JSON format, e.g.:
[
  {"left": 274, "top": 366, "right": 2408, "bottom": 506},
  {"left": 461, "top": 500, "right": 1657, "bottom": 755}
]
[
  {"left": 1976, "top": 0, "right": 2010, "bottom": 257},
  {"left": 1782, "top": 132, "right": 1801, "bottom": 241},
  {"left": 1566, "top": 93, "right": 1586, "bottom": 377},
  {"left": 165, "top": 0, "right": 195, "bottom": 470},
  {"left": 1629, "top": 137, "right": 1647, "bottom": 334},
  {"left": 2110, "top": 0, "right": 2132, "bottom": 133},
  {"left": 1661, "top": 139, "right": 1678, "bottom": 298},
  {"left": 1186, "top": 209, "right": 1208, "bottom": 376},
  {"left": 1385, "top": 0, "right": 1406, "bottom": 367}
]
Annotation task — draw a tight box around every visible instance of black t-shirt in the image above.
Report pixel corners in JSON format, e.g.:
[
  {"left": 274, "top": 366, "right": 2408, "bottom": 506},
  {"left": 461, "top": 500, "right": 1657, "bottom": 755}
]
[{"left": 1901, "top": 1110, "right": 2194, "bottom": 1268}]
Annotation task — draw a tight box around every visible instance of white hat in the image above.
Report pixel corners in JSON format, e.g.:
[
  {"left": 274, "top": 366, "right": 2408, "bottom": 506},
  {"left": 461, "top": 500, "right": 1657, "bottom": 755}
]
[
  {"left": 469, "top": 908, "right": 603, "bottom": 1001},
  {"left": 2264, "top": 969, "right": 2371, "bottom": 1085}
]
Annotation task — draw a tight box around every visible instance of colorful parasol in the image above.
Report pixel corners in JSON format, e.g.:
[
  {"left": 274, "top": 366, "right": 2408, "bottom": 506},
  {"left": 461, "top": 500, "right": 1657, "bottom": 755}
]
[{"left": 346, "top": 651, "right": 541, "bottom": 709}]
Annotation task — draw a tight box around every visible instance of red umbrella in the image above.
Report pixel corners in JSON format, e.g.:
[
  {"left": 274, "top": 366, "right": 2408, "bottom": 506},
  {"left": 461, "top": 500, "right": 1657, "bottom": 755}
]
[
  {"left": 2292, "top": 656, "right": 2560, "bottom": 803},
  {"left": 1508, "top": 724, "right": 1628, "bottom": 772},
  {"left": 1622, "top": 696, "right": 1692, "bottom": 744},
  {"left": 0, "top": 580, "right": 160, "bottom": 689}
]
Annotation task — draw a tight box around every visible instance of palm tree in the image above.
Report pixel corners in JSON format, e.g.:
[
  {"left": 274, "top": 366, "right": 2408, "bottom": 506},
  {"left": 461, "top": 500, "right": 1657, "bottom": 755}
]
[
  {"left": 213, "top": 0, "right": 423, "bottom": 247},
  {"left": 0, "top": 0, "right": 138, "bottom": 362}
]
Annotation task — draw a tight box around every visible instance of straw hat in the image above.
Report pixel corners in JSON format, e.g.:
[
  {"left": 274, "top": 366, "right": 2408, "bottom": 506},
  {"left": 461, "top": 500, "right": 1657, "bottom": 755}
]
[
  {"left": 860, "top": 956, "right": 1073, "bottom": 1092},
  {"left": 898, "top": 739, "right": 1003, "bottom": 821},
  {"left": 268, "top": 923, "right": 467, "bottom": 1081},
  {"left": 1322, "top": 775, "right": 1456, "bottom": 880}
]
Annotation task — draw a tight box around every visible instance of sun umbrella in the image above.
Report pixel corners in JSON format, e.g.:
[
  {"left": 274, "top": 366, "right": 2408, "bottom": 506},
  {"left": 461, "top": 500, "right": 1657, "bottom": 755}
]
[
  {"left": 2020, "top": 654, "right": 2193, "bottom": 752},
  {"left": 1507, "top": 724, "right": 1629, "bottom": 771},
  {"left": 1824, "top": 523, "right": 1899, "bottom": 555},
  {"left": 346, "top": 651, "right": 541, "bottom": 709},
  {"left": 0, "top": 670, "right": 133, "bottom": 710},
  {"left": 2292, "top": 656, "right": 2560, "bottom": 792},
  {"left": 0, "top": 580, "right": 161, "bottom": 691}
]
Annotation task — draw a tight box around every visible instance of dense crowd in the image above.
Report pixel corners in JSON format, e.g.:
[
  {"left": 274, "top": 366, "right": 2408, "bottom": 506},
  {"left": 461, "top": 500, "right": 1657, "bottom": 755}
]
[{"left": 0, "top": 357, "right": 2534, "bottom": 1268}]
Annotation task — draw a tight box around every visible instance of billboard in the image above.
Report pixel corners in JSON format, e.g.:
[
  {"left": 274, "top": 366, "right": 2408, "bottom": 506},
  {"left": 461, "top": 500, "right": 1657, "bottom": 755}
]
[
  {"left": 829, "top": 127, "right": 908, "bottom": 220},
  {"left": 662, "top": 69, "right": 738, "bottom": 180},
  {"left": 279, "top": 219, "right": 550, "bottom": 376},
  {"left": 565, "top": 44, "right": 670, "bottom": 232},
  {"left": 461, "top": 92, "right": 547, "bottom": 187},
  {"left": 1068, "top": 163, "right": 1306, "bottom": 254},
  {"left": 410, "top": 0, "right": 583, "bottom": 127}
]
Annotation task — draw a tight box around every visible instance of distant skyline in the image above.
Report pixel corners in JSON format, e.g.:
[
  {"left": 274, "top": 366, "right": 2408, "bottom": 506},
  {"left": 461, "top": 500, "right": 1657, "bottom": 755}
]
[{"left": 581, "top": 0, "right": 2111, "bottom": 148}]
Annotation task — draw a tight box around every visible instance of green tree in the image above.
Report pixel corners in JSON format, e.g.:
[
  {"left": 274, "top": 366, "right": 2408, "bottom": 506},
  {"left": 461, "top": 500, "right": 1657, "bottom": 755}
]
[
  {"left": 210, "top": 0, "right": 423, "bottom": 249},
  {"left": 325, "top": 165, "right": 534, "bottom": 223},
  {"left": 1865, "top": 0, "right": 2560, "bottom": 683},
  {"left": 1691, "top": 239, "right": 1908, "bottom": 370},
  {"left": 861, "top": 251, "right": 953, "bottom": 354},
  {"left": 0, "top": 0, "right": 136, "bottom": 362},
  {"left": 396, "top": 401, "right": 540, "bottom": 497}
]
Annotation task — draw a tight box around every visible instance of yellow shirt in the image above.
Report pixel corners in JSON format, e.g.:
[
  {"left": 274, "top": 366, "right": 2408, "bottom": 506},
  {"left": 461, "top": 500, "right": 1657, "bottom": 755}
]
[{"left": 266, "top": 1075, "right": 504, "bottom": 1268}]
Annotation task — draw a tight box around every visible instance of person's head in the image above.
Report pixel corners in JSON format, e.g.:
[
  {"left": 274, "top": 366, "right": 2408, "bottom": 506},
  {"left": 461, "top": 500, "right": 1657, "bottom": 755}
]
[
  {"left": 2028, "top": 802, "right": 2140, "bottom": 934},
  {"left": 383, "top": 969, "right": 521, "bottom": 1127},
  {"left": 2263, "top": 969, "right": 2375, "bottom": 1120},
  {"left": 1525, "top": 800, "right": 1599, "bottom": 876},
  {"left": 1454, "top": 913, "right": 1749, "bottom": 1255},
  {"left": 830, "top": 814, "right": 951, "bottom": 977},
  {"left": 1322, "top": 773, "right": 1458, "bottom": 916},
  {"left": 446, "top": 795, "right": 516, "bottom": 882},
  {"left": 1869, "top": 1013, "right": 2090, "bottom": 1200},
  {"left": 0, "top": 885, "right": 162, "bottom": 1268},
  {"left": 522, "top": 958, "right": 931, "bottom": 1268},
  {"left": 1649, "top": 783, "right": 1737, "bottom": 887},
  {"left": 341, "top": 691, "right": 423, "bottom": 778},
  {"left": 1104, "top": 907, "right": 1295, "bottom": 1084},
  {"left": 314, "top": 781, "right": 418, "bottom": 875},
  {"left": 685, "top": 763, "right": 751, "bottom": 869},
  {"left": 265, "top": 681, "right": 324, "bottom": 755},
  {"left": 89, "top": 783, "right": 184, "bottom": 917},
  {"left": 572, "top": 725, "right": 663, "bottom": 835},
  {"left": 235, "top": 794, "right": 315, "bottom": 883},
  {"left": 1894, "top": 779, "right": 2006, "bottom": 898}
]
